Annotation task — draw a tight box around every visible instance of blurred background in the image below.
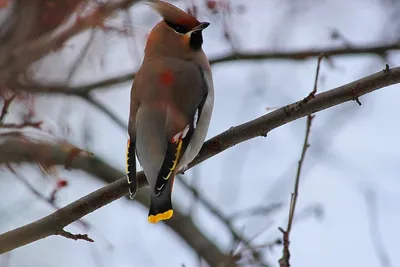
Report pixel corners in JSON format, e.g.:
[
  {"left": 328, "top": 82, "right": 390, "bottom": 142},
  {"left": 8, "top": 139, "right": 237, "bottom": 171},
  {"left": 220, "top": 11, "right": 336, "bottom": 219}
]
[{"left": 0, "top": 0, "right": 400, "bottom": 266}]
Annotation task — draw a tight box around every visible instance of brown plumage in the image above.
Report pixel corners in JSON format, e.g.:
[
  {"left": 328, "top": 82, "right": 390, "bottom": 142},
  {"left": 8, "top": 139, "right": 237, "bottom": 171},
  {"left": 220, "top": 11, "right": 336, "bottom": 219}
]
[{"left": 126, "top": 0, "right": 214, "bottom": 224}]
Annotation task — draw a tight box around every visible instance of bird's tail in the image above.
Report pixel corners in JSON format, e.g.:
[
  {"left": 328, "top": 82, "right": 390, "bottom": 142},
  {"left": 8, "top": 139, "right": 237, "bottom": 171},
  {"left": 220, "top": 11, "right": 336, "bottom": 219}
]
[{"left": 148, "top": 177, "right": 174, "bottom": 224}]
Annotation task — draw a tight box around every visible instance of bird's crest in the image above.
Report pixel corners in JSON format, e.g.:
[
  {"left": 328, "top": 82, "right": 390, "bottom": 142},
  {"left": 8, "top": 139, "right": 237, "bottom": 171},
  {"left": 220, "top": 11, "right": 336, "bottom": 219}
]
[{"left": 146, "top": 0, "right": 200, "bottom": 29}]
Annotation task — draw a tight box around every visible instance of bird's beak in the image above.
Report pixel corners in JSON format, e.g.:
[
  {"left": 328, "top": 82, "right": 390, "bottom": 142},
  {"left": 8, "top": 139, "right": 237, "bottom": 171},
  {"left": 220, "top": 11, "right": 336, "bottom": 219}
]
[{"left": 192, "top": 22, "right": 210, "bottom": 32}]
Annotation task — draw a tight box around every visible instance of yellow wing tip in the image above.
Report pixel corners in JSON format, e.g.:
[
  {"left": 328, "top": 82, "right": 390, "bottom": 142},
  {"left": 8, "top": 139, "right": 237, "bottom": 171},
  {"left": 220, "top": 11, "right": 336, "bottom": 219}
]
[{"left": 148, "top": 210, "right": 174, "bottom": 224}]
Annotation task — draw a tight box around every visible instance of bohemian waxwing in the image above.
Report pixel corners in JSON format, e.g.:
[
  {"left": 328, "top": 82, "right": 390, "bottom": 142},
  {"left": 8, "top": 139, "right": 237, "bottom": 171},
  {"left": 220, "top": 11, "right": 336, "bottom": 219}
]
[{"left": 126, "top": 0, "right": 214, "bottom": 224}]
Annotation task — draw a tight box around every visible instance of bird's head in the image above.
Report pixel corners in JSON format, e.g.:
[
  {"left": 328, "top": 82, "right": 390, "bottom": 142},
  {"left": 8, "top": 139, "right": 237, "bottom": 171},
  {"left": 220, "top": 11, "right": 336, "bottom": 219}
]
[{"left": 144, "top": 0, "right": 210, "bottom": 58}]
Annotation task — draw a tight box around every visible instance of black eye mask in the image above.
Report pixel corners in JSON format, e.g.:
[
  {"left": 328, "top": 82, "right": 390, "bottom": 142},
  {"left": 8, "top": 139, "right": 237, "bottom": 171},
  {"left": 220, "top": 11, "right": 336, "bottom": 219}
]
[{"left": 165, "top": 20, "right": 190, "bottom": 34}]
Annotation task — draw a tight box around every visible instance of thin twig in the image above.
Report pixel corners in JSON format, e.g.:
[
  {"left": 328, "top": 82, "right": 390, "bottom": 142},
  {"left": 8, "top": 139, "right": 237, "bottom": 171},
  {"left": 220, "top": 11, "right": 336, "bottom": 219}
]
[
  {"left": 330, "top": 28, "right": 353, "bottom": 48},
  {"left": 278, "top": 55, "right": 323, "bottom": 267},
  {"left": 278, "top": 114, "right": 314, "bottom": 267},
  {"left": 11, "top": 166, "right": 117, "bottom": 252},
  {"left": 311, "top": 54, "right": 324, "bottom": 97},
  {"left": 285, "top": 54, "right": 324, "bottom": 115},
  {"left": 56, "top": 229, "right": 94, "bottom": 242},
  {"left": 0, "top": 94, "right": 17, "bottom": 123},
  {"left": 289, "top": 118, "right": 314, "bottom": 230},
  {"left": 229, "top": 222, "right": 278, "bottom": 266}
]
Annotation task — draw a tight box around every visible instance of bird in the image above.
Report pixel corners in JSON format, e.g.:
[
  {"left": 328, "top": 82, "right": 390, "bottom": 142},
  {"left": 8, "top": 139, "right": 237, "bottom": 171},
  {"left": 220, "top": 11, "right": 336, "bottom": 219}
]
[{"left": 126, "top": 0, "right": 214, "bottom": 224}]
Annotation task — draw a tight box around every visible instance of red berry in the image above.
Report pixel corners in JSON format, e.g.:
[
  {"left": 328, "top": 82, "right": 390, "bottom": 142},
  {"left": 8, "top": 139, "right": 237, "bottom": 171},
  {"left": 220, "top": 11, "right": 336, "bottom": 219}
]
[
  {"left": 57, "top": 179, "right": 68, "bottom": 188},
  {"left": 207, "top": 0, "right": 217, "bottom": 10}
]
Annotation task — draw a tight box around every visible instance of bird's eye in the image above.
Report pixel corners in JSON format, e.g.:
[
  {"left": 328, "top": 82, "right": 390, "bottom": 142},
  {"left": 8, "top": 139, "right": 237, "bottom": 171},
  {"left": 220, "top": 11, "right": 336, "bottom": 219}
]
[
  {"left": 173, "top": 26, "right": 185, "bottom": 33},
  {"left": 165, "top": 21, "right": 189, "bottom": 34}
]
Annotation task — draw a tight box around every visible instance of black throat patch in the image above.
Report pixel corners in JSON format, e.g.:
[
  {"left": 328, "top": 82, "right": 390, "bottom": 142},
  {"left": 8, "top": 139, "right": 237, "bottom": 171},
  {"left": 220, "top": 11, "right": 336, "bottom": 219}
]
[{"left": 190, "top": 31, "right": 203, "bottom": 51}]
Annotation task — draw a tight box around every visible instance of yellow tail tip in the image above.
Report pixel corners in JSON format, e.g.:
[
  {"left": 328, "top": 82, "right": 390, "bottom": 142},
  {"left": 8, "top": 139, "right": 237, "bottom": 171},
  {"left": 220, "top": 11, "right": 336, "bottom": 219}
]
[{"left": 148, "top": 210, "right": 174, "bottom": 224}]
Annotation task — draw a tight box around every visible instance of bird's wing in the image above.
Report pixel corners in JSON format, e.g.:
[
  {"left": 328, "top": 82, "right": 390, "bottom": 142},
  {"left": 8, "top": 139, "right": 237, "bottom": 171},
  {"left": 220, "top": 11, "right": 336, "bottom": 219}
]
[
  {"left": 126, "top": 68, "right": 142, "bottom": 199},
  {"left": 135, "top": 60, "right": 208, "bottom": 197},
  {"left": 154, "top": 62, "right": 209, "bottom": 197}
]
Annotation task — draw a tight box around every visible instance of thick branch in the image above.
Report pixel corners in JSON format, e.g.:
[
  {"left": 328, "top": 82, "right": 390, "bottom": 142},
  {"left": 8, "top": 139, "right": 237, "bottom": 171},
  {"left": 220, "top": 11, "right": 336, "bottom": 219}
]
[
  {"left": 190, "top": 66, "right": 400, "bottom": 168},
  {"left": 0, "top": 175, "right": 131, "bottom": 252},
  {"left": 1, "top": 66, "right": 400, "bottom": 258},
  {"left": 0, "top": 140, "right": 234, "bottom": 266}
]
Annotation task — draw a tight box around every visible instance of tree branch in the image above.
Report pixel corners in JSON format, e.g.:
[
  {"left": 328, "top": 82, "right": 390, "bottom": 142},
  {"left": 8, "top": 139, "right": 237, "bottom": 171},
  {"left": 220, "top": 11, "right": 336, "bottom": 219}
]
[
  {"left": 209, "top": 42, "right": 400, "bottom": 65},
  {"left": 177, "top": 175, "right": 265, "bottom": 264},
  {"left": 8, "top": 42, "right": 400, "bottom": 96},
  {"left": 0, "top": 0, "right": 139, "bottom": 81},
  {"left": 190, "top": 65, "right": 400, "bottom": 169},
  {"left": 67, "top": 72, "right": 135, "bottom": 95},
  {"left": 278, "top": 115, "right": 314, "bottom": 267},
  {"left": 0, "top": 140, "right": 235, "bottom": 266},
  {"left": 0, "top": 93, "right": 17, "bottom": 123},
  {"left": 56, "top": 229, "right": 94, "bottom": 243},
  {"left": 279, "top": 55, "right": 321, "bottom": 267},
  {"left": 1, "top": 65, "right": 400, "bottom": 261}
]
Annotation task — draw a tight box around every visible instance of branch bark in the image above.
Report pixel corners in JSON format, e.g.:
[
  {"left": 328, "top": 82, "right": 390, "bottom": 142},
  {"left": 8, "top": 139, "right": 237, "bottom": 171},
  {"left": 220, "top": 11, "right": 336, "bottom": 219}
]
[{"left": 1, "top": 65, "right": 400, "bottom": 261}]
